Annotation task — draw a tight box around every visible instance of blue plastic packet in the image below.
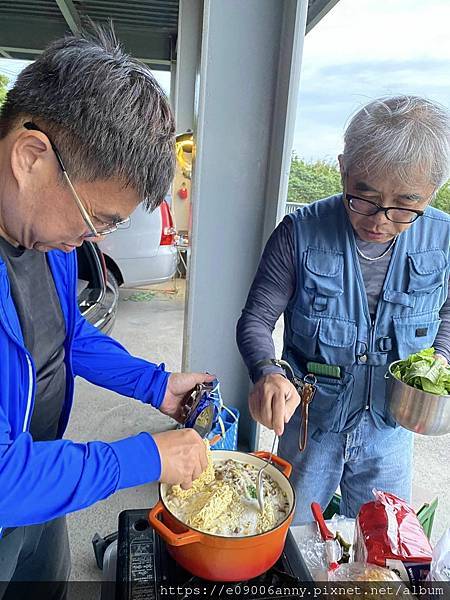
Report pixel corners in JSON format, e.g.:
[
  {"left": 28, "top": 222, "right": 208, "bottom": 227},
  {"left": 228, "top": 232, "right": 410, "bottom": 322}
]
[{"left": 182, "top": 378, "right": 222, "bottom": 438}]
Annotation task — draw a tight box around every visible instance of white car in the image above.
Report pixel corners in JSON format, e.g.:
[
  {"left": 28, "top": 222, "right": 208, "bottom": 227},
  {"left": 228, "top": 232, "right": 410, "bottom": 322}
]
[{"left": 98, "top": 198, "right": 178, "bottom": 288}]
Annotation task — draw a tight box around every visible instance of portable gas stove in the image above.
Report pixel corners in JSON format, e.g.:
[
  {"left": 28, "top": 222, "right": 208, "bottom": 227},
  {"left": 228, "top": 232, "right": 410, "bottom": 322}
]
[{"left": 99, "top": 508, "right": 313, "bottom": 600}]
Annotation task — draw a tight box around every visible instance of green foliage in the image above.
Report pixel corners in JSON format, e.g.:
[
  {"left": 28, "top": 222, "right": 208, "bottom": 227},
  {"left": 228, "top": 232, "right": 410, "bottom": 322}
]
[
  {"left": 0, "top": 74, "right": 8, "bottom": 108},
  {"left": 288, "top": 156, "right": 341, "bottom": 203},
  {"left": 288, "top": 154, "right": 450, "bottom": 214},
  {"left": 432, "top": 180, "right": 450, "bottom": 214}
]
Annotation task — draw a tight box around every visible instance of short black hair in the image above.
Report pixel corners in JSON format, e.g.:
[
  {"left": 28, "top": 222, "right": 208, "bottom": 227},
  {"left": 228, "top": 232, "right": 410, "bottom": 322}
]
[{"left": 0, "top": 25, "right": 175, "bottom": 211}]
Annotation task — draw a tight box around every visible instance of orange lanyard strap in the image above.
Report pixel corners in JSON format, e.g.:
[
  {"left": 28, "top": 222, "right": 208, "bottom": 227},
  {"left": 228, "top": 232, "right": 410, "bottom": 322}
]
[{"left": 298, "top": 376, "right": 316, "bottom": 451}]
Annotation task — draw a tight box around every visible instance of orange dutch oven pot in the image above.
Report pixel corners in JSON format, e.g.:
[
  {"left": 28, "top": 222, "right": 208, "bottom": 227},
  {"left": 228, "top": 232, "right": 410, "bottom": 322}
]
[{"left": 148, "top": 450, "right": 296, "bottom": 582}]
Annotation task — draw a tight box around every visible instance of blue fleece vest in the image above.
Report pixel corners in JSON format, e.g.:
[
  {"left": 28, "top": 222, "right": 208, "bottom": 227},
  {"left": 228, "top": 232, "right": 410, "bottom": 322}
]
[{"left": 282, "top": 194, "right": 450, "bottom": 439}]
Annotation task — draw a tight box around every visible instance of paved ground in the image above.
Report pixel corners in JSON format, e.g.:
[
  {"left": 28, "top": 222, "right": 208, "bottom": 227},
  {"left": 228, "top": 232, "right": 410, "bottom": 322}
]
[{"left": 65, "top": 279, "right": 450, "bottom": 582}]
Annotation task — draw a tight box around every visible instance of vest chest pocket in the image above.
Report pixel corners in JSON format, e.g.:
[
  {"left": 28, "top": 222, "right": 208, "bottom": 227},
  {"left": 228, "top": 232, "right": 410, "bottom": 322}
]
[
  {"left": 408, "top": 250, "right": 447, "bottom": 295},
  {"left": 290, "top": 310, "right": 319, "bottom": 357},
  {"left": 393, "top": 312, "right": 441, "bottom": 359},
  {"left": 290, "top": 312, "right": 357, "bottom": 366},
  {"left": 303, "top": 248, "right": 344, "bottom": 310},
  {"left": 317, "top": 317, "right": 357, "bottom": 366}
]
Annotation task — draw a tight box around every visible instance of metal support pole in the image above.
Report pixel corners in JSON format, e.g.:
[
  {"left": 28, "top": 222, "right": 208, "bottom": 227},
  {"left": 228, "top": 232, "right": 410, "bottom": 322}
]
[{"left": 183, "top": 0, "right": 308, "bottom": 449}]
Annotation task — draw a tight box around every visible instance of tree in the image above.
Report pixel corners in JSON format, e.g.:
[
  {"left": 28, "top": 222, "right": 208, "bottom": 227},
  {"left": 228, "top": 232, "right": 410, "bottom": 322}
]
[
  {"left": 288, "top": 156, "right": 341, "bottom": 203},
  {"left": 0, "top": 74, "right": 8, "bottom": 108},
  {"left": 288, "top": 155, "right": 450, "bottom": 214},
  {"left": 433, "top": 181, "right": 450, "bottom": 214}
]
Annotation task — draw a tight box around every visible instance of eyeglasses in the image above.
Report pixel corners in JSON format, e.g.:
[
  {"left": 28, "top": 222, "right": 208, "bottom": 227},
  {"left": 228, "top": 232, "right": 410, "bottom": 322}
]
[
  {"left": 345, "top": 194, "right": 424, "bottom": 224},
  {"left": 23, "top": 122, "right": 130, "bottom": 239}
]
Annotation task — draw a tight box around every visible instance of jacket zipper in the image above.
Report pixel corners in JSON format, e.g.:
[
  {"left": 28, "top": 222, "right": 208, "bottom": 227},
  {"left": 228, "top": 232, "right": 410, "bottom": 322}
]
[
  {"left": 0, "top": 272, "right": 35, "bottom": 538},
  {"left": 0, "top": 286, "right": 35, "bottom": 432},
  {"left": 23, "top": 355, "right": 35, "bottom": 431},
  {"left": 0, "top": 349, "right": 33, "bottom": 537}
]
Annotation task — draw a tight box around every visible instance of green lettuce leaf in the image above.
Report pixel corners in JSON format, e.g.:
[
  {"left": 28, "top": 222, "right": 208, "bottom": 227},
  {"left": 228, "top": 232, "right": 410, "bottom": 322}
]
[{"left": 392, "top": 347, "right": 450, "bottom": 395}]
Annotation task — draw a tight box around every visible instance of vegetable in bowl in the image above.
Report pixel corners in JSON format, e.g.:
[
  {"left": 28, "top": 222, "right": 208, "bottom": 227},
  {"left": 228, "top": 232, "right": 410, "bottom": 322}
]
[{"left": 392, "top": 347, "right": 450, "bottom": 396}]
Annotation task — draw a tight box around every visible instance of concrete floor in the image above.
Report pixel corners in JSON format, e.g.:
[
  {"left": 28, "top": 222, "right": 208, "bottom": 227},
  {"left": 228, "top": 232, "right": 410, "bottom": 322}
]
[{"left": 65, "top": 279, "right": 450, "bottom": 582}]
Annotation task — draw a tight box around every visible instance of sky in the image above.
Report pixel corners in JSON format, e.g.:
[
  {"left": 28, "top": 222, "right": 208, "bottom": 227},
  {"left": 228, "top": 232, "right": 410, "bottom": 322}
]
[
  {"left": 1, "top": 0, "right": 449, "bottom": 165},
  {"left": 0, "top": 58, "right": 170, "bottom": 95},
  {"left": 293, "top": 0, "right": 450, "bottom": 163}
]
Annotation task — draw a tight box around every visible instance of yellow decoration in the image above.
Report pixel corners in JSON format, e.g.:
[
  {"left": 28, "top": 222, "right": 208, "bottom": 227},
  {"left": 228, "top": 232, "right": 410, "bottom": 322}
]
[{"left": 175, "top": 132, "right": 194, "bottom": 180}]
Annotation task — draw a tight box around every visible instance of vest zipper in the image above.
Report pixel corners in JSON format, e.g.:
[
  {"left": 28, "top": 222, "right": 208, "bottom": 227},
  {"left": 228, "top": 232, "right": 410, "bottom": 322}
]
[
  {"left": 366, "top": 319, "right": 375, "bottom": 410},
  {"left": 348, "top": 232, "right": 375, "bottom": 411},
  {"left": 366, "top": 237, "right": 402, "bottom": 412}
]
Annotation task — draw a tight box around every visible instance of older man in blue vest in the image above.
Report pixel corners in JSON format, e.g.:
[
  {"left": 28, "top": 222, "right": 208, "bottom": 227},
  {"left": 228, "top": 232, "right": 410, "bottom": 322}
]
[{"left": 237, "top": 95, "right": 450, "bottom": 524}]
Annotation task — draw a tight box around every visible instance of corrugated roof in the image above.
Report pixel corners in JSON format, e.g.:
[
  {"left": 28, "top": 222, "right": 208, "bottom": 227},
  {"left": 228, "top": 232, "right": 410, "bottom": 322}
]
[{"left": 0, "top": 0, "right": 338, "bottom": 68}]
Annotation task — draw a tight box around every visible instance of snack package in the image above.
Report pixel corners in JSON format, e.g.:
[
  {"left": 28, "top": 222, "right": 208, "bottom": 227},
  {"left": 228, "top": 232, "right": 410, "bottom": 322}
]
[
  {"left": 354, "top": 490, "right": 432, "bottom": 584},
  {"left": 329, "top": 563, "right": 406, "bottom": 600},
  {"left": 329, "top": 562, "right": 402, "bottom": 581}
]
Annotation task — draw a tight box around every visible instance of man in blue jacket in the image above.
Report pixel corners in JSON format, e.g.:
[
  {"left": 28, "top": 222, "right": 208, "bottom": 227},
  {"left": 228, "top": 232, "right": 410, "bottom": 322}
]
[
  {"left": 237, "top": 96, "right": 450, "bottom": 525},
  {"left": 0, "top": 27, "right": 212, "bottom": 598}
]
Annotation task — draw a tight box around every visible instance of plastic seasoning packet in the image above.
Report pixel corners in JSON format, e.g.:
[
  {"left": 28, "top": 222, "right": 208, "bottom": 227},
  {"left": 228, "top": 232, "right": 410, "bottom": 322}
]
[
  {"left": 182, "top": 378, "right": 222, "bottom": 437},
  {"left": 427, "top": 528, "right": 450, "bottom": 582},
  {"left": 295, "top": 515, "right": 354, "bottom": 572}
]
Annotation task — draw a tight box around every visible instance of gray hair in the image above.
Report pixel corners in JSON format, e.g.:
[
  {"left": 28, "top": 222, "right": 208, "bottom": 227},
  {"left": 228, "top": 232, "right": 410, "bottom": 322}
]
[
  {"left": 342, "top": 95, "right": 450, "bottom": 189},
  {"left": 0, "top": 25, "right": 175, "bottom": 211}
]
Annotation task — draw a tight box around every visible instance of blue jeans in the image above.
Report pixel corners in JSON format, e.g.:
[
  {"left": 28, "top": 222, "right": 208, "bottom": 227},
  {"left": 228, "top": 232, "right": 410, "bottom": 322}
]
[{"left": 278, "top": 408, "right": 413, "bottom": 525}]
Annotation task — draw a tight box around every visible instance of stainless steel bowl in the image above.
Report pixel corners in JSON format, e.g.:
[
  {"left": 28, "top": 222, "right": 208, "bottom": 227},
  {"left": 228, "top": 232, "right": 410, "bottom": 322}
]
[{"left": 387, "top": 361, "right": 450, "bottom": 435}]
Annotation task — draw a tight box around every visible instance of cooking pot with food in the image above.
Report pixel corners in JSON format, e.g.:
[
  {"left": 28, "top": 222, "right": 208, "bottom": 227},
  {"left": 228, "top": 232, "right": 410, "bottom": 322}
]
[{"left": 148, "top": 450, "right": 296, "bottom": 581}]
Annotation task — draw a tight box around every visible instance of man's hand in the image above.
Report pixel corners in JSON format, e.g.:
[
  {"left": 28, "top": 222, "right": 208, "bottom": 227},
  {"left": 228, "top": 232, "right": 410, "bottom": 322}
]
[
  {"left": 160, "top": 372, "right": 216, "bottom": 422},
  {"left": 434, "top": 353, "right": 448, "bottom": 366},
  {"left": 153, "top": 429, "right": 208, "bottom": 488},
  {"left": 249, "top": 373, "right": 300, "bottom": 436}
]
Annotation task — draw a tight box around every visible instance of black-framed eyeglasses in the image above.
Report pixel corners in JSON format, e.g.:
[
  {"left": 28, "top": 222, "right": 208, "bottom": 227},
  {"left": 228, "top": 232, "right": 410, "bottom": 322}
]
[
  {"left": 23, "top": 122, "right": 130, "bottom": 239},
  {"left": 345, "top": 193, "right": 424, "bottom": 224}
]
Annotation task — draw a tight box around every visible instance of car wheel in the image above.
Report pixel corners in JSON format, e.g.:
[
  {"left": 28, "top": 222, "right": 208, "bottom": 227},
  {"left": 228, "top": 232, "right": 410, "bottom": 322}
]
[{"left": 106, "top": 268, "right": 120, "bottom": 294}]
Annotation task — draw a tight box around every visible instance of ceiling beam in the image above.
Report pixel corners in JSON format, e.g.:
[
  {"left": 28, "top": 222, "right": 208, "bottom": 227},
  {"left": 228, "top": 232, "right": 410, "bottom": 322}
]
[
  {"left": 0, "top": 17, "right": 173, "bottom": 62},
  {"left": 136, "top": 57, "right": 171, "bottom": 66},
  {"left": 0, "top": 46, "right": 43, "bottom": 55},
  {"left": 306, "top": 0, "right": 340, "bottom": 33},
  {"left": 54, "top": 0, "right": 82, "bottom": 34}
]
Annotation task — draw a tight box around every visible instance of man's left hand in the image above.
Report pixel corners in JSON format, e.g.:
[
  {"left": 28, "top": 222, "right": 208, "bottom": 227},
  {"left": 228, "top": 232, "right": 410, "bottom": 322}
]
[
  {"left": 160, "top": 372, "right": 216, "bottom": 423},
  {"left": 434, "top": 353, "right": 448, "bottom": 366}
]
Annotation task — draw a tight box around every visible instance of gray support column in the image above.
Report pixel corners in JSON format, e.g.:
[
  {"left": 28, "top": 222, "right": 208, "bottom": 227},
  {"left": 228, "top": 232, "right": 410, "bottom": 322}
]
[
  {"left": 183, "top": 0, "right": 308, "bottom": 449},
  {"left": 172, "top": 0, "right": 203, "bottom": 133},
  {"left": 170, "top": 58, "right": 177, "bottom": 110}
]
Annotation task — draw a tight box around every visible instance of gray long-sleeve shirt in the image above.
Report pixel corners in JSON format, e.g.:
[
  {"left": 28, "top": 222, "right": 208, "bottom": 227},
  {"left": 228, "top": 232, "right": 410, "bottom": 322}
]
[{"left": 237, "top": 215, "right": 450, "bottom": 383}]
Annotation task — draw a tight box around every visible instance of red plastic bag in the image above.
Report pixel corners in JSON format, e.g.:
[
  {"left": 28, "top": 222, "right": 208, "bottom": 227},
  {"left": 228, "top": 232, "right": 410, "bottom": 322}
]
[{"left": 354, "top": 490, "right": 432, "bottom": 583}]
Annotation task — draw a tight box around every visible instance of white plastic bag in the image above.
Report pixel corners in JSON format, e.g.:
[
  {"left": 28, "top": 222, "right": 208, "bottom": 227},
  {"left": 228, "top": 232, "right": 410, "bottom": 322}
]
[{"left": 428, "top": 528, "right": 450, "bottom": 581}]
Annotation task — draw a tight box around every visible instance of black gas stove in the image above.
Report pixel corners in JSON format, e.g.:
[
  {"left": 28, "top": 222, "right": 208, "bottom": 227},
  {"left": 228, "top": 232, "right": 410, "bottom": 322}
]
[{"left": 110, "top": 508, "right": 313, "bottom": 600}]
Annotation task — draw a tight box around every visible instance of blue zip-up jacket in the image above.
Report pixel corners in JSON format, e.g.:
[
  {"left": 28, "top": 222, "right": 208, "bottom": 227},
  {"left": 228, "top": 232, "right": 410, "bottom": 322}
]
[{"left": 0, "top": 247, "right": 170, "bottom": 536}]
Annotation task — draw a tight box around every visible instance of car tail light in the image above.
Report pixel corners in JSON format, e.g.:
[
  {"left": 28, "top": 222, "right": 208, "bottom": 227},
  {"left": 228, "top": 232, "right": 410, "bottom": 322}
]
[{"left": 160, "top": 200, "right": 176, "bottom": 246}]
